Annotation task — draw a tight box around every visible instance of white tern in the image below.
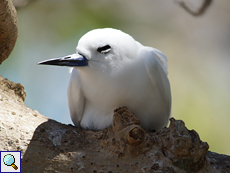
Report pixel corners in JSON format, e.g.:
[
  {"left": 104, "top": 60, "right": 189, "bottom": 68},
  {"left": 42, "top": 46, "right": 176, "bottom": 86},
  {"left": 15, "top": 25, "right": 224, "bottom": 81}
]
[{"left": 38, "top": 28, "right": 171, "bottom": 131}]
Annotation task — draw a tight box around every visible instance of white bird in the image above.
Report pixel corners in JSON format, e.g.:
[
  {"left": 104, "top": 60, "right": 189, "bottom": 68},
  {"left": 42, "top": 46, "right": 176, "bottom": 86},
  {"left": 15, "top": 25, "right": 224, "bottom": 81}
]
[{"left": 38, "top": 28, "right": 171, "bottom": 131}]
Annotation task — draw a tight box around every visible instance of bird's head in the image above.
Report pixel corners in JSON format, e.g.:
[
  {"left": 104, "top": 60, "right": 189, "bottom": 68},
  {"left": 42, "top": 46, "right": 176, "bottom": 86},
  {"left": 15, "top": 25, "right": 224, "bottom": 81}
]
[{"left": 38, "top": 28, "right": 140, "bottom": 73}]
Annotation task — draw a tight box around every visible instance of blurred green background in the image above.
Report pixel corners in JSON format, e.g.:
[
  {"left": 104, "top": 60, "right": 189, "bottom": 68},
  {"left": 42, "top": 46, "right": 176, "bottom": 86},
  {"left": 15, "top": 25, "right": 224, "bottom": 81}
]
[{"left": 1, "top": 0, "right": 230, "bottom": 155}]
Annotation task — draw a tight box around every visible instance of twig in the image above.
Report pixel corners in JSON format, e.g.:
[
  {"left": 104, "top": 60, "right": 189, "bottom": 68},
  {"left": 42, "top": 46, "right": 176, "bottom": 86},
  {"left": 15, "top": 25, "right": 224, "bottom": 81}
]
[{"left": 178, "top": 0, "right": 213, "bottom": 16}]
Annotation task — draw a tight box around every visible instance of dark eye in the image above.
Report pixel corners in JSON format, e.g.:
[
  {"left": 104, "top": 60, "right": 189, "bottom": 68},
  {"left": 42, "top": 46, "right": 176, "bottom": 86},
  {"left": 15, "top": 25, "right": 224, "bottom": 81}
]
[{"left": 97, "top": 45, "right": 111, "bottom": 54}]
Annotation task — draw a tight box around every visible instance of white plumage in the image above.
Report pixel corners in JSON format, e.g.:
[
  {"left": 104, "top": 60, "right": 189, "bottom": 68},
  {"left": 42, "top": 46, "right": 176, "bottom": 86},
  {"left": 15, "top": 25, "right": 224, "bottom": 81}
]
[{"left": 39, "top": 28, "right": 171, "bottom": 131}]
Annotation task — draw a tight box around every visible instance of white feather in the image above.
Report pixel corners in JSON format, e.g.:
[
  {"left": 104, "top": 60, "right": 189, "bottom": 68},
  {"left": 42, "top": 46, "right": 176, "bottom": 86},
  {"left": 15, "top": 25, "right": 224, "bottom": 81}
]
[{"left": 67, "top": 28, "right": 171, "bottom": 131}]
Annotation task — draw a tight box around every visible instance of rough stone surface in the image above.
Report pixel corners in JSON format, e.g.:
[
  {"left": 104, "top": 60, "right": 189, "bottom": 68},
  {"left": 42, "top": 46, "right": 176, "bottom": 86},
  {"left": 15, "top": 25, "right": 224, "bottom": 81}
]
[
  {"left": 0, "top": 76, "right": 230, "bottom": 173},
  {"left": 158, "top": 119, "right": 209, "bottom": 172},
  {"left": 0, "top": 0, "right": 18, "bottom": 64},
  {"left": 0, "top": 76, "right": 48, "bottom": 156}
]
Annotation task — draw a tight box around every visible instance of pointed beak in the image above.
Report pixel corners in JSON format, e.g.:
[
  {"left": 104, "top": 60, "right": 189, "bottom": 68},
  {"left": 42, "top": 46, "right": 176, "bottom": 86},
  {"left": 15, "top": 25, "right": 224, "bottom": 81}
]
[{"left": 38, "top": 53, "right": 88, "bottom": 67}]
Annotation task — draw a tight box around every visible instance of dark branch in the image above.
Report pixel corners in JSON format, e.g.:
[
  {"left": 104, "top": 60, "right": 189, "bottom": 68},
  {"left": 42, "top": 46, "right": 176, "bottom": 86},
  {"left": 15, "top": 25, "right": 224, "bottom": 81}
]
[{"left": 178, "top": 0, "right": 213, "bottom": 16}]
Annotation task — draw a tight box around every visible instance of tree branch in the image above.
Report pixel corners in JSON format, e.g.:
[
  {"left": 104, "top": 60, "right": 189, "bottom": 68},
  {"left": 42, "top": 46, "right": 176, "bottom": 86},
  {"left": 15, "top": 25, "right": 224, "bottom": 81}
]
[{"left": 177, "top": 0, "right": 213, "bottom": 16}]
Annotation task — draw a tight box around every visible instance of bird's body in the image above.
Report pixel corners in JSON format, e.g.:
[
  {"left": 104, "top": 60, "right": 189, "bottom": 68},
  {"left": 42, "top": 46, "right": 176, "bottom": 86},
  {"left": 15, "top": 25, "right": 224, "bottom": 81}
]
[{"left": 39, "top": 28, "right": 171, "bottom": 131}]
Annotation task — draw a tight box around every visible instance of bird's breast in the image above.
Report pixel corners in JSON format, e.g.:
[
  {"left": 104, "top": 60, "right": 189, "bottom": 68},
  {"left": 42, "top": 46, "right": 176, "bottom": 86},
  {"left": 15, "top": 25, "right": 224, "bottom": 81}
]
[{"left": 78, "top": 66, "right": 155, "bottom": 109}]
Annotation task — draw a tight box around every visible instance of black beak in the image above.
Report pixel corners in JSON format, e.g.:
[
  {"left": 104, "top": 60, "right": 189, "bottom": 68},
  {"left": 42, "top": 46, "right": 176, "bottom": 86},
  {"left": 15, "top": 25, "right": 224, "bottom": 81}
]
[{"left": 38, "top": 53, "right": 88, "bottom": 67}]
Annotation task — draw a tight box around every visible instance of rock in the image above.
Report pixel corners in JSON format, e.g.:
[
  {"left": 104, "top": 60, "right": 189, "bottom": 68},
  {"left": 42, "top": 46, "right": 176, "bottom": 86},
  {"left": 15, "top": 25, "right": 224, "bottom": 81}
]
[
  {"left": 158, "top": 118, "right": 209, "bottom": 172},
  {"left": 0, "top": 76, "right": 48, "bottom": 156},
  {"left": 0, "top": 75, "right": 230, "bottom": 172},
  {"left": 113, "top": 107, "right": 146, "bottom": 146},
  {"left": 0, "top": 0, "right": 18, "bottom": 64},
  {"left": 0, "top": 76, "right": 26, "bottom": 102}
]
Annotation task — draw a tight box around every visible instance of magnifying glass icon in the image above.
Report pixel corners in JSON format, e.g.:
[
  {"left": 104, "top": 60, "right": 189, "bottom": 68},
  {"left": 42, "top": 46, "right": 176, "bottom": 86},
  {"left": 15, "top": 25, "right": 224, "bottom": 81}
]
[{"left": 3, "top": 154, "right": 18, "bottom": 170}]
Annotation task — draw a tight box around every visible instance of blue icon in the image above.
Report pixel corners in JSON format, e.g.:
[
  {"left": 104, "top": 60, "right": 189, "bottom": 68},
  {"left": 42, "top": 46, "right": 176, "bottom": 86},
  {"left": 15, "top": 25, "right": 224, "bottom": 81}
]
[{"left": 3, "top": 154, "right": 18, "bottom": 170}]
